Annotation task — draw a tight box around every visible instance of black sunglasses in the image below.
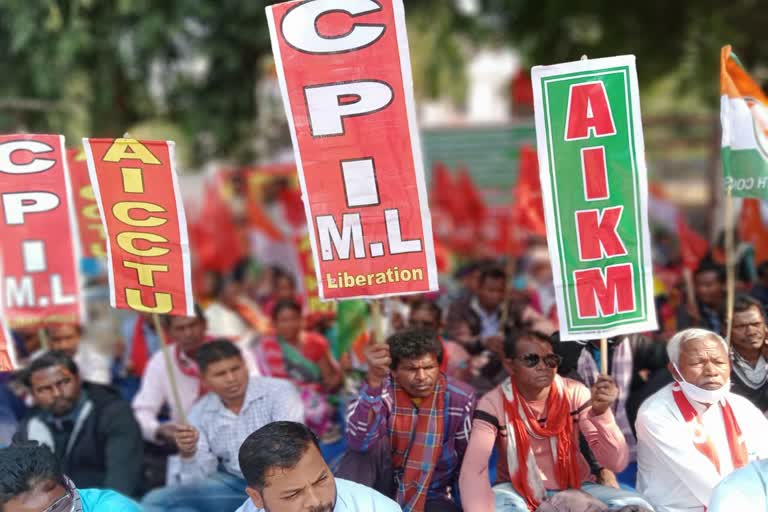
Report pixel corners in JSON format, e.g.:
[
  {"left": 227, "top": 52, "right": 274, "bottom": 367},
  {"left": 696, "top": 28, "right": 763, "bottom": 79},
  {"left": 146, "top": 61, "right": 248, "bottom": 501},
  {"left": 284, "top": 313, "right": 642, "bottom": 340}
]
[{"left": 515, "top": 353, "right": 562, "bottom": 369}]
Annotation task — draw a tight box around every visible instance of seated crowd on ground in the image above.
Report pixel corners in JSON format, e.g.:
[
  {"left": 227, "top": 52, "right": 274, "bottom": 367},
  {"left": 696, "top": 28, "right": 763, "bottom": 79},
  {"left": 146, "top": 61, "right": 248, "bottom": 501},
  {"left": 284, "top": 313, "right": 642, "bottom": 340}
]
[{"left": 3, "top": 256, "right": 768, "bottom": 512}]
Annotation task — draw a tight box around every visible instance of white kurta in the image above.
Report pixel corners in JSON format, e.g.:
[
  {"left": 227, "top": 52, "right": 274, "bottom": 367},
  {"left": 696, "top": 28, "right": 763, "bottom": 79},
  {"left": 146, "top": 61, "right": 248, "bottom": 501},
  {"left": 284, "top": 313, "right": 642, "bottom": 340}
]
[{"left": 636, "top": 383, "right": 768, "bottom": 512}]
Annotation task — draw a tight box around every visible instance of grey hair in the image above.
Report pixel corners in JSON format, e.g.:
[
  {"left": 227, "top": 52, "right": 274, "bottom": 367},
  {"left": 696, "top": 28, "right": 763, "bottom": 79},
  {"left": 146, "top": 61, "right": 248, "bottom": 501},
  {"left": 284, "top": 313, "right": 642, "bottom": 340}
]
[{"left": 667, "top": 328, "right": 729, "bottom": 365}]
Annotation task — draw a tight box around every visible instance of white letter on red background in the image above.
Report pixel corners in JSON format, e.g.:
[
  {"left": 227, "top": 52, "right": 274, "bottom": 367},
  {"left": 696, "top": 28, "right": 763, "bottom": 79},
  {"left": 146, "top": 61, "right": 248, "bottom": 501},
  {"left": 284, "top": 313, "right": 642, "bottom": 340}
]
[
  {"left": 2, "top": 192, "right": 60, "bottom": 225},
  {"left": 281, "top": 0, "right": 385, "bottom": 54},
  {"left": 0, "top": 140, "right": 55, "bottom": 175},
  {"left": 305, "top": 80, "right": 393, "bottom": 137}
]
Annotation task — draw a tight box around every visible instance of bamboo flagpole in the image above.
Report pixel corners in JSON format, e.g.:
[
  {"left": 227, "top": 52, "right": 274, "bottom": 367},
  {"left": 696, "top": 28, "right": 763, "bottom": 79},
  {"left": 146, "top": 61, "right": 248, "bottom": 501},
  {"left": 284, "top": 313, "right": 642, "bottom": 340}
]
[
  {"left": 153, "top": 313, "right": 187, "bottom": 424},
  {"left": 600, "top": 338, "right": 609, "bottom": 375},
  {"left": 370, "top": 299, "right": 385, "bottom": 345},
  {"left": 38, "top": 327, "right": 49, "bottom": 351},
  {"left": 724, "top": 184, "right": 736, "bottom": 344}
]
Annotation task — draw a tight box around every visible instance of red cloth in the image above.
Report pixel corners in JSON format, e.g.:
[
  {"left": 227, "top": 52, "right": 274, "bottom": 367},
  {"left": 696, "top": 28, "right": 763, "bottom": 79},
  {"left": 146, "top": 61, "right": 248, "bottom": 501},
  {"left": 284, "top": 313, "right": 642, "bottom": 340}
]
[
  {"left": 672, "top": 385, "right": 748, "bottom": 475},
  {"left": 503, "top": 380, "right": 581, "bottom": 510},
  {"left": 512, "top": 145, "right": 546, "bottom": 236},
  {"left": 677, "top": 216, "right": 709, "bottom": 271},
  {"left": 130, "top": 317, "right": 150, "bottom": 377},
  {"left": 174, "top": 343, "right": 207, "bottom": 399},
  {"left": 258, "top": 331, "right": 329, "bottom": 379}
]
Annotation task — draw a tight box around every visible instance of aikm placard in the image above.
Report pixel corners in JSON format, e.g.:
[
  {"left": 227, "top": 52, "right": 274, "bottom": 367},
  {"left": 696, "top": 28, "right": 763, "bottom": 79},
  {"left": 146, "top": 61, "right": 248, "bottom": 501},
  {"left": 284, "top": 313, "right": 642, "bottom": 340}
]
[{"left": 532, "top": 56, "right": 657, "bottom": 340}]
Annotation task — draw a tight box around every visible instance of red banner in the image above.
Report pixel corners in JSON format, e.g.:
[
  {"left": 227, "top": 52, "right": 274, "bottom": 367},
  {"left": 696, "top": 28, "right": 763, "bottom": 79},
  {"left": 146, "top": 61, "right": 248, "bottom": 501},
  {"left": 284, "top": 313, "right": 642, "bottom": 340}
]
[
  {"left": 0, "top": 134, "right": 83, "bottom": 328},
  {"left": 266, "top": 0, "right": 438, "bottom": 300},
  {"left": 0, "top": 259, "right": 18, "bottom": 371},
  {"left": 83, "top": 138, "right": 194, "bottom": 316},
  {"left": 67, "top": 148, "right": 107, "bottom": 259}
]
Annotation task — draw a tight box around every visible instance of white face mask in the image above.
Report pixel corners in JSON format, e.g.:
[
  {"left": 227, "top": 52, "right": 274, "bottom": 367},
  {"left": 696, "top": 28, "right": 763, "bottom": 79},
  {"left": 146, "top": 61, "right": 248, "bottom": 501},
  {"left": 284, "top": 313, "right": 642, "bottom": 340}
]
[{"left": 673, "top": 363, "right": 731, "bottom": 404}]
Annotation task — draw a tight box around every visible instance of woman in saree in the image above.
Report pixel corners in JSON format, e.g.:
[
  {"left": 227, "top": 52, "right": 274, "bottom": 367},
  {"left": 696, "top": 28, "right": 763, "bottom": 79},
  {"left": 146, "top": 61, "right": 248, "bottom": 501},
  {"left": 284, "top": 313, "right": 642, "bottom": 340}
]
[{"left": 254, "top": 299, "right": 343, "bottom": 438}]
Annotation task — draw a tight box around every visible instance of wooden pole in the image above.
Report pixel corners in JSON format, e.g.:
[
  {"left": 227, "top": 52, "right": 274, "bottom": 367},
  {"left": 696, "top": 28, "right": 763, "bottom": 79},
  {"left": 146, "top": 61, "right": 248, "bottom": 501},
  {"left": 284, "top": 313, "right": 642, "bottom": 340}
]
[
  {"left": 370, "top": 299, "right": 385, "bottom": 344},
  {"left": 683, "top": 267, "right": 698, "bottom": 314},
  {"left": 600, "top": 337, "right": 609, "bottom": 375},
  {"left": 725, "top": 184, "right": 735, "bottom": 344},
  {"left": 153, "top": 313, "right": 187, "bottom": 424},
  {"left": 38, "top": 327, "right": 49, "bottom": 351}
]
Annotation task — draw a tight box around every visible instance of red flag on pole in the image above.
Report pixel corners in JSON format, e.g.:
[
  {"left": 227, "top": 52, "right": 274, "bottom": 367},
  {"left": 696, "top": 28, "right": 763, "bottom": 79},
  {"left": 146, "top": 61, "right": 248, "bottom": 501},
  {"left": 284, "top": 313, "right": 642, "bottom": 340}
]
[
  {"left": 512, "top": 145, "right": 546, "bottom": 236},
  {"left": 677, "top": 216, "right": 709, "bottom": 271}
]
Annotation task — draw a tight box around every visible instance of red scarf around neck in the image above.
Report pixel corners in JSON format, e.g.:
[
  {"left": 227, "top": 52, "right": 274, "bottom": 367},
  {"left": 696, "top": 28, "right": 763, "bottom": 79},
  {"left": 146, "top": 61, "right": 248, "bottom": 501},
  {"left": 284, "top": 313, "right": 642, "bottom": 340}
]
[
  {"left": 503, "top": 378, "right": 580, "bottom": 510},
  {"left": 671, "top": 384, "right": 748, "bottom": 475}
]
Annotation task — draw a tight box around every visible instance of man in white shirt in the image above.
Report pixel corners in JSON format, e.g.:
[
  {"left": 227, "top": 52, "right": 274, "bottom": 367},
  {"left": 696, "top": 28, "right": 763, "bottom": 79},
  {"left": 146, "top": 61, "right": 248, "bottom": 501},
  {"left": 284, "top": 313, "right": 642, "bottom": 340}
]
[
  {"left": 236, "top": 421, "right": 402, "bottom": 512},
  {"left": 636, "top": 328, "right": 768, "bottom": 512},
  {"left": 132, "top": 308, "right": 210, "bottom": 446},
  {"left": 142, "top": 340, "right": 304, "bottom": 512}
]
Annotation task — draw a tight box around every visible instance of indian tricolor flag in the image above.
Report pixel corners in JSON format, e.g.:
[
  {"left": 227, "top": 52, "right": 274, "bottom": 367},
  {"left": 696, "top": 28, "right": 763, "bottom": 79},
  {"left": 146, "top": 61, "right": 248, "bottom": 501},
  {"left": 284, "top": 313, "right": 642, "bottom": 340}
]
[{"left": 721, "top": 45, "right": 768, "bottom": 198}]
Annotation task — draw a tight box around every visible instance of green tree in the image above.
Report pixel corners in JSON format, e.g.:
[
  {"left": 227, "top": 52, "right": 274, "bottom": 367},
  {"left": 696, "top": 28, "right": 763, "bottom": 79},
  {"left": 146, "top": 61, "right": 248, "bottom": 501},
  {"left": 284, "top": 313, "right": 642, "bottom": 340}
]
[
  {"left": 0, "top": 0, "right": 475, "bottom": 167},
  {"left": 478, "top": 0, "right": 767, "bottom": 100}
]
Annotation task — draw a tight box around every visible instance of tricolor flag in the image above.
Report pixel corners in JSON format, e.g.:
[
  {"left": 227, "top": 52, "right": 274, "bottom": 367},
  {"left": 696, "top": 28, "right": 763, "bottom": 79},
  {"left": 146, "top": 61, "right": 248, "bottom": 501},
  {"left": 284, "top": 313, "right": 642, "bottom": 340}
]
[{"left": 721, "top": 45, "right": 768, "bottom": 198}]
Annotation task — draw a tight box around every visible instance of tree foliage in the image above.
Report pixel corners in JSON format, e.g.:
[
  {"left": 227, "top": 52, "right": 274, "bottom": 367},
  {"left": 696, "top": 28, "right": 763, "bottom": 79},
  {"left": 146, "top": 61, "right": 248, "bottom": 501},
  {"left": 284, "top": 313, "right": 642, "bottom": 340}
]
[
  {"left": 478, "top": 0, "right": 767, "bottom": 101},
  {"left": 0, "top": 0, "right": 472, "bottom": 167}
]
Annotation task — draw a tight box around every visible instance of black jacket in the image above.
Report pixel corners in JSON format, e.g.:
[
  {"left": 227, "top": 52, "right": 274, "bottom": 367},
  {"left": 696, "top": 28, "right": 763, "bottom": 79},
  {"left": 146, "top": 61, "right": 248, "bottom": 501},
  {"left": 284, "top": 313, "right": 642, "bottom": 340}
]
[
  {"left": 730, "top": 368, "right": 768, "bottom": 413},
  {"left": 14, "top": 383, "right": 143, "bottom": 497}
]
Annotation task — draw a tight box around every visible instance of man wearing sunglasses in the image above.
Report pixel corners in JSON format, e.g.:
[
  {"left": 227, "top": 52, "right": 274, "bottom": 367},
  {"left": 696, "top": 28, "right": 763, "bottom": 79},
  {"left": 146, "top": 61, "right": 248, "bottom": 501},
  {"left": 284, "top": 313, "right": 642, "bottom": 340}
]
[
  {"left": 0, "top": 443, "right": 140, "bottom": 511},
  {"left": 459, "top": 330, "right": 653, "bottom": 511}
]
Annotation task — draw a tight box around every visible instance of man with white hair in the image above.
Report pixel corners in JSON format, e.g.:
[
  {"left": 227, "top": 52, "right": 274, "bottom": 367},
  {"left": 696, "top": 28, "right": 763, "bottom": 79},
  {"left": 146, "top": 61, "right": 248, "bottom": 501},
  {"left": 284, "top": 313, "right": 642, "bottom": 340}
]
[{"left": 636, "top": 328, "right": 768, "bottom": 512}]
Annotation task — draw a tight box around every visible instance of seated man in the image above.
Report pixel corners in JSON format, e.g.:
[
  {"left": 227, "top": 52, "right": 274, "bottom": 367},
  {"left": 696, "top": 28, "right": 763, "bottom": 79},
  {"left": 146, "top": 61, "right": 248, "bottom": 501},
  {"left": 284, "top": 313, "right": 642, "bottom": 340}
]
[
  {"left": 142, "top": 339, "right": 304, "bottom": 512},
  {"left": 13, "top": 352, "right": 143, "bottom": 497},
  {"left": 341, "top": 327, "right": 476, "bottom": 512},
  {"left": 236, "top": 421, "right": 402, "bottom": 512},
  {"left": 0, "top": 443, "right": 141, "bottom": 512},
  {"left": 636, "top": 328, "right": 768, "bottom": 512},
  {"left": 729, "top": 295, "right": 768, "bottom": 411},
  {"left": 44, "top": 323, "right": 112, "bottom": 385},
  {"left": 132, "top": 306, "right": 210, "bottom": 448},
  {"left": 459, "top": 330, "right": 651, "bottom": 512}
]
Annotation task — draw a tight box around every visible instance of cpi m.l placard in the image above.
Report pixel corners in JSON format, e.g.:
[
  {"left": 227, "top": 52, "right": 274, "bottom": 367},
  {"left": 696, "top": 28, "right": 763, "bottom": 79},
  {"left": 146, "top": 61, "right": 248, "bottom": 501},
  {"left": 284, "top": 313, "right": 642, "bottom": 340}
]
[{"left": 265, "top": 0, "right": 438, "bottom": 300}]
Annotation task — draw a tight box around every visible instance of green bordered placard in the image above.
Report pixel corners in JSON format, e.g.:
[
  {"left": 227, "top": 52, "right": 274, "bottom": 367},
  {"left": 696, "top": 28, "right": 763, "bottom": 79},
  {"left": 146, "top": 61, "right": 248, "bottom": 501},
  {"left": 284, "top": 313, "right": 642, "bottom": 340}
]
[{"left": 532, "top": 55, "right": 657, "bottom": 340}]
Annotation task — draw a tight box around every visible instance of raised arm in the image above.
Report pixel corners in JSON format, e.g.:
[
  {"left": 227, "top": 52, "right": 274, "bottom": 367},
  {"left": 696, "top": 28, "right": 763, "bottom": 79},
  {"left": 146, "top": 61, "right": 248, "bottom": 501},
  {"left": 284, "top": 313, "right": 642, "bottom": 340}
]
[{"left": 345, "top": 342, "right": 392, "bottom": 452}]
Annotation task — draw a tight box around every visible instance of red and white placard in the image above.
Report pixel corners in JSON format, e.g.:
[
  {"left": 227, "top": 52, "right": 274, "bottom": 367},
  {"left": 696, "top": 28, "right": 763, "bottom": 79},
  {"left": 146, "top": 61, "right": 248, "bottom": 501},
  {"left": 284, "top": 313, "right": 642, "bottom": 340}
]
[
  {"left": 0, "top": 134, "right": 83, "bottom": 328},
  {"left": 266, "top": 0, "right": 438, "bottom": 300}
]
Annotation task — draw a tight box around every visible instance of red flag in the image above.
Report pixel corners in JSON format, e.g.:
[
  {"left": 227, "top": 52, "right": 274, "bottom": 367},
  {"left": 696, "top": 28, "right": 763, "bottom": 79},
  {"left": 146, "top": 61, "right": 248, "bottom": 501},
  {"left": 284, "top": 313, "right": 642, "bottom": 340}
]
[
  {"left": 739, "top": 199, "right": 768, "bottom": 264},
  {"left": 677, "top": 216, "right": 709, "bottom": 271},
  {"left": 191, "top": 173, "right": 247, "bottom": 273},
  {"left": 513, "top": 145, "right": 546, "bottom": 236},
  {"left": 430, "top": 162, "right": 455, "bottom": 211},
  {"left": 456, "top": 167, "right": 486, "bottom": 223},
  {"left": 451, "top": 167, "right": 486, "bottom": 254}
]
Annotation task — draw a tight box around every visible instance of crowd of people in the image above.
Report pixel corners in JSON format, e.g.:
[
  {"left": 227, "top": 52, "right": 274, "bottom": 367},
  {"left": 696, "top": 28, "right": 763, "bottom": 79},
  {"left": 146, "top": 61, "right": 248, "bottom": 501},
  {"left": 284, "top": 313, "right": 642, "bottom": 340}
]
[{"left": 2, "top": 247, "right": 768, "bottom": 512}]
